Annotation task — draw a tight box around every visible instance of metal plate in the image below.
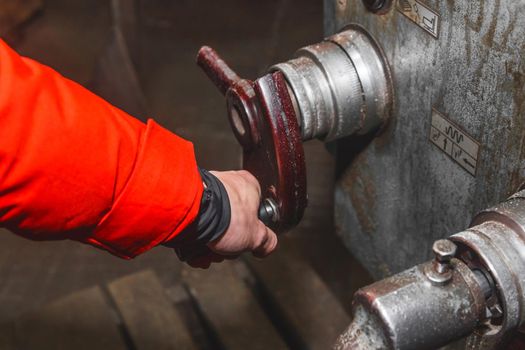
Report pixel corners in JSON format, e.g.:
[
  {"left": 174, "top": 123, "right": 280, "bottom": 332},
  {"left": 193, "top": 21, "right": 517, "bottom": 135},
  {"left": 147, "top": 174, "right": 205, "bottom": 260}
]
[
  {"left": 429, "top": 108, "right": 480, "bottom": 176},
  {"left": 396, "top": 0, "right": 441, "bottom": 38}
]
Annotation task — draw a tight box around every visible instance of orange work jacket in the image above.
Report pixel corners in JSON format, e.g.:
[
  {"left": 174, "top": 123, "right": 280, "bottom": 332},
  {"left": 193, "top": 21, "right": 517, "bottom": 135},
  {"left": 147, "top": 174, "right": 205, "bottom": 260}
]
[{"left": 0, "top": 39, "right": 203, "bottom": 259}]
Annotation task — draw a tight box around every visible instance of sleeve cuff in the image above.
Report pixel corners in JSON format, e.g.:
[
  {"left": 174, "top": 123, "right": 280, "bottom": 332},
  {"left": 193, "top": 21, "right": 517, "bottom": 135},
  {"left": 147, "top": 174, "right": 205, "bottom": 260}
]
[{"left": 85, "top": 119, "right": 203, "bottom": 259}]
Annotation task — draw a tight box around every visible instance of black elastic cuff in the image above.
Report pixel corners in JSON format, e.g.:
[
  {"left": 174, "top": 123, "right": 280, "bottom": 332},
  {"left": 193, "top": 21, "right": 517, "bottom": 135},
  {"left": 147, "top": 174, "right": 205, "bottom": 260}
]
[
  {"left": 194, "top": 168, "right": 231, "bottom": 243},
  {"left": 164, "top": 168, "right": 231, "bottom": 259}
]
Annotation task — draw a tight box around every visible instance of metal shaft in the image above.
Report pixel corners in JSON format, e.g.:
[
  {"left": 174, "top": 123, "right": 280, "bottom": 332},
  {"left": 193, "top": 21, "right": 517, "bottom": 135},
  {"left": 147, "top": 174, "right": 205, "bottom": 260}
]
[{"left": 272, "top": 24, "right": 393, "bottom": 141}]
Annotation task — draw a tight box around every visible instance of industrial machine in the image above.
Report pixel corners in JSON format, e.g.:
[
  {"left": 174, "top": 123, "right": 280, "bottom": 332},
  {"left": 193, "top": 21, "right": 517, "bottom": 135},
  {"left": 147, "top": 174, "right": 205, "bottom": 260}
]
[{"left": 198, "top": 0, "right": 525, "bottom": 348}]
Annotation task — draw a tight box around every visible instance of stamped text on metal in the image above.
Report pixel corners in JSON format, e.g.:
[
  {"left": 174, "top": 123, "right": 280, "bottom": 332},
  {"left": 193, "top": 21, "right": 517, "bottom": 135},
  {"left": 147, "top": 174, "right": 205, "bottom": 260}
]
[
  {"left": 430, "top": 109, "right": 480, "bottom": 176},
  {"left": 397, "top": 0, "right": 440, "bottom": 38}
]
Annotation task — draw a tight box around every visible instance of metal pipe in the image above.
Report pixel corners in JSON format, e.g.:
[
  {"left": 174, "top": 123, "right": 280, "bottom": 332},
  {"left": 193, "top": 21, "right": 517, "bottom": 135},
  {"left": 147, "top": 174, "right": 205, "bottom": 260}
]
[
  {"left": 335, "top": 258, "right": 487, "bottom": 350},
  {"left": 336, "top": 190, "right": 525, "bottom": 349}
]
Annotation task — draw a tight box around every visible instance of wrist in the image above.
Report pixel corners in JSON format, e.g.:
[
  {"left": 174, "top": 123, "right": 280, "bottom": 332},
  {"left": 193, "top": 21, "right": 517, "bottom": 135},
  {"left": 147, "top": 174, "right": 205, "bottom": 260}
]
[
  {"left": 194, "top": 168, "right": 232, "bottom": 243},
  {"left": 163, "top": 168, "right": 231, "bottom": 260}
]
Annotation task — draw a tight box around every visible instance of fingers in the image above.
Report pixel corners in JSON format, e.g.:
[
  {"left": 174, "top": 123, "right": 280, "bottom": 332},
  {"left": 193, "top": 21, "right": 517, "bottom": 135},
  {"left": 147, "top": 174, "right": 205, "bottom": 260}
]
[
  {"left": 187, "top": 251, "right": 225, "bottom": 269},
  {"left": 187, "top": 224, "right": 277, "bottom": 268},
  {"left": 194, "top": 169, "right": 277, "bottom": 266},
  {"left": 252, "top": 223, "right": 278, "bottom": 258}
]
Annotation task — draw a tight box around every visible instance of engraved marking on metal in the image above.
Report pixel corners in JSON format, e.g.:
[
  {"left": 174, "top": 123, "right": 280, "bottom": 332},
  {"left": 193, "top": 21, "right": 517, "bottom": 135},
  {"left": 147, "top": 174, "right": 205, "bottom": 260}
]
[
  {"left": 430, "top": 109, "right": 480, "bottom": 176},
  {"left": 397, "top": 0, "right": 440, "bottom": 38}
]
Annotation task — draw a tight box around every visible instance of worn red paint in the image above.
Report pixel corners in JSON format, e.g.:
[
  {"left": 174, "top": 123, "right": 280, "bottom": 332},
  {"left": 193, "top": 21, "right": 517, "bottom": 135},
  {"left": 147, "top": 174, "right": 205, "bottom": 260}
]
[{"left": 197, "top": 46, "right": 307, "bottom": 233}]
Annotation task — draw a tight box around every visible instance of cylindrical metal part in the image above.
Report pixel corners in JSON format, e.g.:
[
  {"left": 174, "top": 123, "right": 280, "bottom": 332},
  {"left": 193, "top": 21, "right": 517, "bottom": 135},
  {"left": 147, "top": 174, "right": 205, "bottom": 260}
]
[
  {"left": 448, "top": 190, "right": 525, "bottom": 346},
  {"left": 335, "top": 259, "right": 486, "bottom": 350},
  {"left": 337, "top": 190, "right": 525, "bottom": 349},
  {"left": 271, "top": 24, "right": 393, "bottom": 141},
  {"left": 334, "top": 304, "right": 388, "bottom": 350}
]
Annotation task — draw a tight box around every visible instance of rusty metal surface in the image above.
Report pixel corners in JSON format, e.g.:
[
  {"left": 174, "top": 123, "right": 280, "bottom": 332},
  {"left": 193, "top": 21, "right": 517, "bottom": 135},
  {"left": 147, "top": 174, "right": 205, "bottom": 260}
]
[
  {"left": 335, "top": 190, "right": 525, "bottom": 349},
  {"left": 326, "top": 0, "right": 525, "bottom": 280},
  {"left": 196, "top": 23, "right": 397, "bottom": 233},
  {"left": 449, "top": 192, "right": 525, "bottom": 347},
  {"left": 197, "top": 47, "right": 307, "bottom": 233},
  {"left": 335, "top": 258, "right": 487, "bottom": 350},
  {"left": 250, "top": 72, "right": 307, "bottom": 232}
]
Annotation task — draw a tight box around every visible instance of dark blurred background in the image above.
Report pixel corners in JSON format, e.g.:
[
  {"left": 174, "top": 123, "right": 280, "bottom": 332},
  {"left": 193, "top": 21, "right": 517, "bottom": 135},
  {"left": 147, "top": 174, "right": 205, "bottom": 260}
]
[{"left": 0, "top": 1, "right": 370, "bottom": 349}]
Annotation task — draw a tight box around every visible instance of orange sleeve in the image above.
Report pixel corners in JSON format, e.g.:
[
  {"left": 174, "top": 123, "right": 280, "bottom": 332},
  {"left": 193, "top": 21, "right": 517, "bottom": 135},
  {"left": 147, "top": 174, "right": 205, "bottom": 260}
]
[{"left": 0, "top": 39, "right": 203, "bottom": 258}]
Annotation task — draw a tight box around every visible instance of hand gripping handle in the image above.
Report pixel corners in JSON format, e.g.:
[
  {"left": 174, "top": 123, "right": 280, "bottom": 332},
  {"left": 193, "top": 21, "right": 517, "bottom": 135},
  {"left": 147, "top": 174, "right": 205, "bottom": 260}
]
[
  {"left": 196, "top": 45, "right": 307, "bottom": 233},
  {"left": 196, "top": 46, "right": 277, "bottom": 227}
]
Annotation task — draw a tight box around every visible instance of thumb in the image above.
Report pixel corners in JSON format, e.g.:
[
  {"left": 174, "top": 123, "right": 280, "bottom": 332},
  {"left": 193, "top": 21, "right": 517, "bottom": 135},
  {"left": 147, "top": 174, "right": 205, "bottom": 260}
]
[{"left": 252, "top": 224, "right": 278, "bottom": 258}]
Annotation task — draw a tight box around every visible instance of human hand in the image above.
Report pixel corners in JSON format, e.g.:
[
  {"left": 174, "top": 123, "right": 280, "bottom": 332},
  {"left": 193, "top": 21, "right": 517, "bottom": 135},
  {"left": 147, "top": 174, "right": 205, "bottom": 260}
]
[
  {"left": 208, "top": 170, "right": 278, "bottom": 257},
  {"left": 186, "top": 170, "right": 278, "bottom": 268}
]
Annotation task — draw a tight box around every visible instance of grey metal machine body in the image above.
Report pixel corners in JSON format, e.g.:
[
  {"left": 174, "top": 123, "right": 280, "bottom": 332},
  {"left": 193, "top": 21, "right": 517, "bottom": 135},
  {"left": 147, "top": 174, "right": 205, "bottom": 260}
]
[
  {"left": 315, "top": 0, "right": 525, "bottom": 348},
  {"left": 325, "top": 0, "right": 525, "bottom": 280},
  {"left": 217, "top": 1, "right": 525, "bottom": 348}
]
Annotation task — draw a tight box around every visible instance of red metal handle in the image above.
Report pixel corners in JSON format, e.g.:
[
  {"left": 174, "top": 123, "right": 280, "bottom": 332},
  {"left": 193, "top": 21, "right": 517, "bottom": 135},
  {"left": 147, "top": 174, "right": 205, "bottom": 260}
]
[
  {"left": 196, "top": 45, "right": 307, "bottom": 233},
  {"left": 196, "top": 46, "right": 241, "bottom": 96}
]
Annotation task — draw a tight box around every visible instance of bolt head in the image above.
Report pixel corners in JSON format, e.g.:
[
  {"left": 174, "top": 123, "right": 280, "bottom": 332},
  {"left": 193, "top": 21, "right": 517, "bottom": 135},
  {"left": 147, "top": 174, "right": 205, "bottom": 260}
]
[
  {"left": 258, "top": 198, "right": 279, "bottom": 226},
  {"left": 432, "top": 239, "right": 457, "bottom": 262}
]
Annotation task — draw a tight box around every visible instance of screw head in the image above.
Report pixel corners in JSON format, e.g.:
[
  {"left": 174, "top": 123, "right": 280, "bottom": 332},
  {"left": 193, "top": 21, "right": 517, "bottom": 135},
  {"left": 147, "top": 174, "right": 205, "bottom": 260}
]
[{"left": 432, "top": 239, "right": 457, "bottom": 263}]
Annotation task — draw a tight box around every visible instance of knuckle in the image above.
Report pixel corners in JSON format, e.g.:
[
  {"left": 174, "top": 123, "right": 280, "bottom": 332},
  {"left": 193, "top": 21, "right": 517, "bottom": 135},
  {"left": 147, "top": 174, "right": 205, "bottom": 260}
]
[
  {"left": 251, "top": 237, "right": 263, "bottom": 250},
  {"left": 251, "top": 234, "right": 265, "bottom": 250},
  {"left": 254, "top": 226, "right": 269, "bottom": 247},
  {"left": 270, "top": 235, "right": 278, "bottom": 251},
  {"left": 238, "top": 170, "right": 259, "bottom": 186},
  {"left": 237, "top": 170, "right": 252, "bottom": 180}
]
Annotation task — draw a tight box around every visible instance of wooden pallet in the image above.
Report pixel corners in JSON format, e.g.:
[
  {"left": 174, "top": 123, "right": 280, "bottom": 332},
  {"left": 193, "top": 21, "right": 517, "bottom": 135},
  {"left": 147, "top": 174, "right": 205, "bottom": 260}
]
[{"left": 2, "top": 251, "right": 349, "bottom": 350}]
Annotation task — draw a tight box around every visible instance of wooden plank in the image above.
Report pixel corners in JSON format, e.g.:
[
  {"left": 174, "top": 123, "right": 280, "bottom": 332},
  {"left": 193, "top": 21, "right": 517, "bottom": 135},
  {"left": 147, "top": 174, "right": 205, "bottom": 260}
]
[
  {"left": 14, "top": 286, "right": 127, "bottom": 350},
  {"left": 246, "top": 250, "right": 351, "bottom": 350},
  {"left": 164, "top": 285, "right": 218, "bottom": 350},
  {"left": 183, "top": 262, "right": 289, "bottom": 350},
  {"left": 108, "top": 270, "right": 197, "bottom": 350}
]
